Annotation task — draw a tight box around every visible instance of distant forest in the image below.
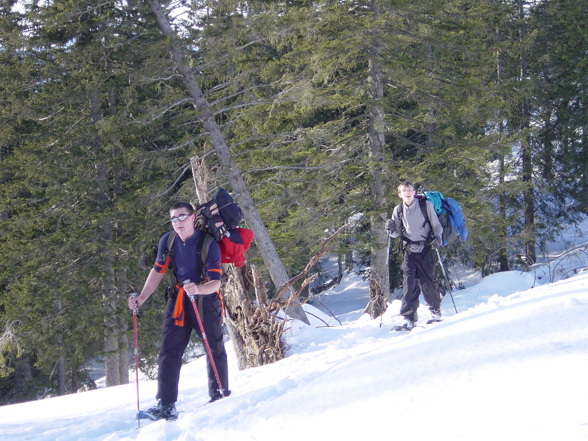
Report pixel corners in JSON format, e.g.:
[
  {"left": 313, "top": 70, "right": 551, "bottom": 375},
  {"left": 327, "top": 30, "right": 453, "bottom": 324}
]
[{"left": 1, "top": 0, "right": 585, "bottom": 403}]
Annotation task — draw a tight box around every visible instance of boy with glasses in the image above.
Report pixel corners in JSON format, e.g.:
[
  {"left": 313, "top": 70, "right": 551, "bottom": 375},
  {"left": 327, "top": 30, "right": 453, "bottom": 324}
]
[
  {"left": 128, "top": 201, "right": 229, "bottom": 419},
  {"left": 386, "top": 182, "right": 443, "bottom": 331}
]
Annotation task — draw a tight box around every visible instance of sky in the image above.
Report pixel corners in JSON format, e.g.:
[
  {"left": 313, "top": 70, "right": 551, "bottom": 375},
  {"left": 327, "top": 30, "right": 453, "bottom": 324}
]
[{"left": 0, "top": 221, "right": 587, "bottom": 441}]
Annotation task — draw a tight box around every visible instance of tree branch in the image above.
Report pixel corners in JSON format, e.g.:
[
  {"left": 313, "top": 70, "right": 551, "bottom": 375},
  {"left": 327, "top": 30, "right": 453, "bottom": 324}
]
[{"left": 274, "top": 223, "right": 348, "bottom": 300}]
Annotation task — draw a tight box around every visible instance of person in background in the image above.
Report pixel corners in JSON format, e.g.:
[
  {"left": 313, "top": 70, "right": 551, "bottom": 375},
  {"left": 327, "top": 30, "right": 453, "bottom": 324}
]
[{"left": 386, "top": 182, "right": 443, "bottom": 330}]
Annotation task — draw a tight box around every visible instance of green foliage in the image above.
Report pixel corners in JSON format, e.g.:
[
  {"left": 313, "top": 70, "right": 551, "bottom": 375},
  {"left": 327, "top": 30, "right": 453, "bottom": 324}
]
[
  {"left": 0, "top": 321, "right": 22, "bottom": 377},
  {"left": 0, "top": 0, "right": 585, "bottom": 402},
  {"left": 0, "top": 0, "right": 196, "bottom": 400}
]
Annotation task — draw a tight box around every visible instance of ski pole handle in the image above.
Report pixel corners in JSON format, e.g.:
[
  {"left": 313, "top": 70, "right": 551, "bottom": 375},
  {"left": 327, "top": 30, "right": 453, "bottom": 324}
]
[{"left": 129, "top": 293, "right": 140, "bottom": 312}]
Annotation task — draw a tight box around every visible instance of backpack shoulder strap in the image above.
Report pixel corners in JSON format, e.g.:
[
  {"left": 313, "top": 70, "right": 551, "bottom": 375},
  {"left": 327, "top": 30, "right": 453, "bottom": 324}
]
[
  {"left": 198, "top": 233, "right": 215, "bottom": 279},
  {"left": 397, "top": 204, "right": 404, "bottom": 230},
  {"left": 418, "top": 198, "right": 430, "bottom": 228},
  {"left": 165, "top": 232, "right": 179, "bottom": 285},
  {"left": 166, "top": 232, "right": 177, "bottom": 257},
  {"left": 418, "top": 198, "right": 436, "bottom": 242},
  {"left": 200, "top": 234, "right": 214, "bottom": 266},
  {"left": 398, "top": 199, "right": 430, "bottom": 231}
]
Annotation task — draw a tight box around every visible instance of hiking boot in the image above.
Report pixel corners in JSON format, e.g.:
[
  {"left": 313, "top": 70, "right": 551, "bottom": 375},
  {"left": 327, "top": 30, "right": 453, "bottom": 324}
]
[
  {"left": 159, "top": 401, "right": 178, "bottom": 420},
  {"left": 399, "top": 317, "right": 415, "bottom": 330},
  {"left": 146, "top": 400, "right": 178, "bottom": 420},
  {"left": 426, "top": 309, "right": 443, "bottom": 324}
]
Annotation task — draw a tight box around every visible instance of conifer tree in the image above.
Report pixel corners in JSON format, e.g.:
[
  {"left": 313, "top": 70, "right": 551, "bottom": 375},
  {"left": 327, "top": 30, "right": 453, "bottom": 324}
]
[
  {"left": 217, "top": 0, "right": 496, "bottom": 314},
  {"left": 1, "top": 0, "right": 586, "bottom": 403},
  {"left": 530, "top": 0, "right": 587, "bottom": 224},
  {"left": 480, "top": 0, "right": 586, "bottom": 269},
  {"left": 0, "top": 0, "right": 197, "bottom": 397}
]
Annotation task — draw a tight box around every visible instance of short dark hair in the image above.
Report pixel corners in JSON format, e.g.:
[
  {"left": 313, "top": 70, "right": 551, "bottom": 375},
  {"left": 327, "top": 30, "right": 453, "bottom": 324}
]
[
  {"left": 398, "top": 181, "right": 415, "bottom": 192},
  {"left": 170, "top": 201, "right": 195, "bottom": 214}
]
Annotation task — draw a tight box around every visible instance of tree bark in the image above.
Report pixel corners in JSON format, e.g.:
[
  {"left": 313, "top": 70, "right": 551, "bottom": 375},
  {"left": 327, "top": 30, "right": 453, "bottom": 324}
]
[
  {"left": 89, "top": 87, "right": 126, "bottom": 387},
  {"left": 364, "top": 0, "right": 389, "bottom": 319},
  {"left": 518, "top": 0, "right": 536, "bottom": 264},
  {"left": 496, "top": 29, "right": 509, "bottom": 272},
  {"left": 146, "top": 0, "right": 308, "bottom": 323},
  {"left": 55, "top": 299, "right": 66, "bottom": 395}
]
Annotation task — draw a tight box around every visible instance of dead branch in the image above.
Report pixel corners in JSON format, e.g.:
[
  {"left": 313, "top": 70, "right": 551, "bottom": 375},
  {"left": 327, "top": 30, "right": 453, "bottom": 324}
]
[
  {"left": 274, "top": 223, "right": 348, "bottom": 300},
  {"left": 190, "top": 156, "right": 209, "bottom": 204}
]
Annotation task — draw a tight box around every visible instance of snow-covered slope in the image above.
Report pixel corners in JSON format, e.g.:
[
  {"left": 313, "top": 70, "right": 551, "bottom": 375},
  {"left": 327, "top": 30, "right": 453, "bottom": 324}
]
[{"left": 1, "top": 263, "right": 588, "bottom": 440}]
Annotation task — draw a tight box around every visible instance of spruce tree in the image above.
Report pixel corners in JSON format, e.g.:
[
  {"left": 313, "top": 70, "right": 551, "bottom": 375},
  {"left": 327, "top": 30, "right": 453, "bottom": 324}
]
[
  {"left": 0, "top": 0, "right": 197, "bottom": 397},
  {"left": 530, "top": 0, "right": 587, "bottom": 229}
]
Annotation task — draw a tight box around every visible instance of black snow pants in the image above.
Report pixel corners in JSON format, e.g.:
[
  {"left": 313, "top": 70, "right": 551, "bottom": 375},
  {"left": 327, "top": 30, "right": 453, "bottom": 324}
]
[
  {"left": 156, "top": 290, "right": 228, "bottom": 403},
  {"left": 400, "top": 245, "right": 442, "bottom": 322}
]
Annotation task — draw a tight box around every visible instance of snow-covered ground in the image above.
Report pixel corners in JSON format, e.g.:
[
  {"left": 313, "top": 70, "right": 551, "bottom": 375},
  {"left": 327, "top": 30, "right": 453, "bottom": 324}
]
[{"left": 1, "top": 224, "right": 587, "bottom": 441}]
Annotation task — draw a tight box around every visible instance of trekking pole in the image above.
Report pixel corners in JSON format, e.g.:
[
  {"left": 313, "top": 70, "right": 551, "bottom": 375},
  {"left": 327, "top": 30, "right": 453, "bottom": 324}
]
[
  {"left": 184, "top": 281, "right": 226, "bottom": 397},
  {"left": 380, "top": 234, "right": 391, "bottom": 328},
  {"left": 131, "top": 296, "right": 141, "bottom": 429},
  {"left": 435, "top": 249, "right": 458, "bottom": 314}
]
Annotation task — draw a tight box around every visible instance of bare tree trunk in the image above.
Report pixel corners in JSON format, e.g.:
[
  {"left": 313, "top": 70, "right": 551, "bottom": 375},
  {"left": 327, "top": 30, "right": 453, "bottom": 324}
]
[
  {"left": 581, "top": 129, "right": 588, "bottom": 213},
  {"left": 56, "top": 355, "right": 66, "bottom": 395},
  {"left": 224, "top": 264, "right": 285, "bottom": 369},
  {"left": 364, "top": 0, "right": 389, "bottom": 319},
  {"left": 146, "top": 0, "right": 308, "bottom": 323},
  {"left": 55, "top": 299, "right": 66, "bottom": 395},
  {"left": 118, "top": 271, "right": 130, "bottom": 385},
  {"left": 103, "top": 243, "right": 122, "bottom": 386},
  {"left": 14, "top": 356, "right": 34, "bottom": 398},
  {"left": 496, "top": 29, "right": 509, "bottom": 272},
  {"left": 89, "top": 88, "right": 125, "bottom": 387},
  {"left": 498, "top": 150, "right": 510, "bottom": 272},
  {"left": 518, "top": 0, "right": 536, "bottom": 264}
]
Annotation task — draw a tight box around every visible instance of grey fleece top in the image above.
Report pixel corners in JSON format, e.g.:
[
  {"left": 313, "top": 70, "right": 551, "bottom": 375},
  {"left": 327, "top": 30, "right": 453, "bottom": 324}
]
[{"left": 389, "top": 199, "right": 443, "bottom": 253}]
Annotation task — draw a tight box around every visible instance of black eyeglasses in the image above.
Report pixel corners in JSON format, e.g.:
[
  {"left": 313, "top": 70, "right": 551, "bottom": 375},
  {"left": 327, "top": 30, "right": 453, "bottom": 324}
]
[{"left": 170, "top": 213, "right": 191, "bottom": 223}]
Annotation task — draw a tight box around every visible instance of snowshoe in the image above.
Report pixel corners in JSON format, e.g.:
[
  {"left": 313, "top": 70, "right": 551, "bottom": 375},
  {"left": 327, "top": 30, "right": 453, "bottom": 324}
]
[
  {"left": 392, "top": 318, "right": 415, "bottom": 332},
  {"left": 138, "top": 400, "right": 179, "bottom": 421}
]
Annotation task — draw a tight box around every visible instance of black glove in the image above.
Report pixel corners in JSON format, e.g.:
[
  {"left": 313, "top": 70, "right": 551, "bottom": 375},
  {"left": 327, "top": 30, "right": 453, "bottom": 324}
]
[
  {"left": 385, "top": 219, "right": 394, "bottom": 234},
  {"left": 430, "top": 238, "right": 441, "bottom": 249}
]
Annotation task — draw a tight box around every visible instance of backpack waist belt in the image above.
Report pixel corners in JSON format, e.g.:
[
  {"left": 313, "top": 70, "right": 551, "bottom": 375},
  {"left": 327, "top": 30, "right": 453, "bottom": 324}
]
[{"left": 401, "top": 234, "right": 432, "bottom": 246}]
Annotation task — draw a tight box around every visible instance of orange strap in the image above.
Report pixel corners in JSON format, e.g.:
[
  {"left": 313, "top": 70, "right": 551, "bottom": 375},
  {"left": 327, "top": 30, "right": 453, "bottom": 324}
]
[
  {"left": 172, "top": 285, "right": 186, "bottom": 326},
  {"left": 173, "top": 285, "right": 225, "bottom": 327}
]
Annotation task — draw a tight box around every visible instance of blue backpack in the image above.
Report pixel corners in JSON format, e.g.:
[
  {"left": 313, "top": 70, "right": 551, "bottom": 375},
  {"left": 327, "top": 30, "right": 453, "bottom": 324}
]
[{"left": 416, "top": 191, "right": 469, "bottom": 246}]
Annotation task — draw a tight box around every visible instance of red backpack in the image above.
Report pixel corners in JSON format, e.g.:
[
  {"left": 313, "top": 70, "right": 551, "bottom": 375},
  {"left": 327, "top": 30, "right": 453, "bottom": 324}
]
[{"left": 218, "top": 228, "right": 255, "bottom": 267}]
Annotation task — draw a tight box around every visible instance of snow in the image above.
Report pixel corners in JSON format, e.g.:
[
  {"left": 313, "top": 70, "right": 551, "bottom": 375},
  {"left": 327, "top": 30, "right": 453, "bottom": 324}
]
[{"left": 2, "top": 233, "right": 588, "bottom": 440}]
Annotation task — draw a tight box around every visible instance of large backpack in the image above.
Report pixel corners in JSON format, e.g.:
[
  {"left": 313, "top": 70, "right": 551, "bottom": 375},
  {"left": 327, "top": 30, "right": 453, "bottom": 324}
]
[
  {"left": 397, "top": 191, "right": 468, "bottom": 247},
  {"left": 195, "top": 188, "right": 245, "bottom": 241},
  {"left": 418, "top": 191, "right": 468, "bottom": 246},
  {"left": 166, "top": 188, "right": 254, "bottom": 282}
]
